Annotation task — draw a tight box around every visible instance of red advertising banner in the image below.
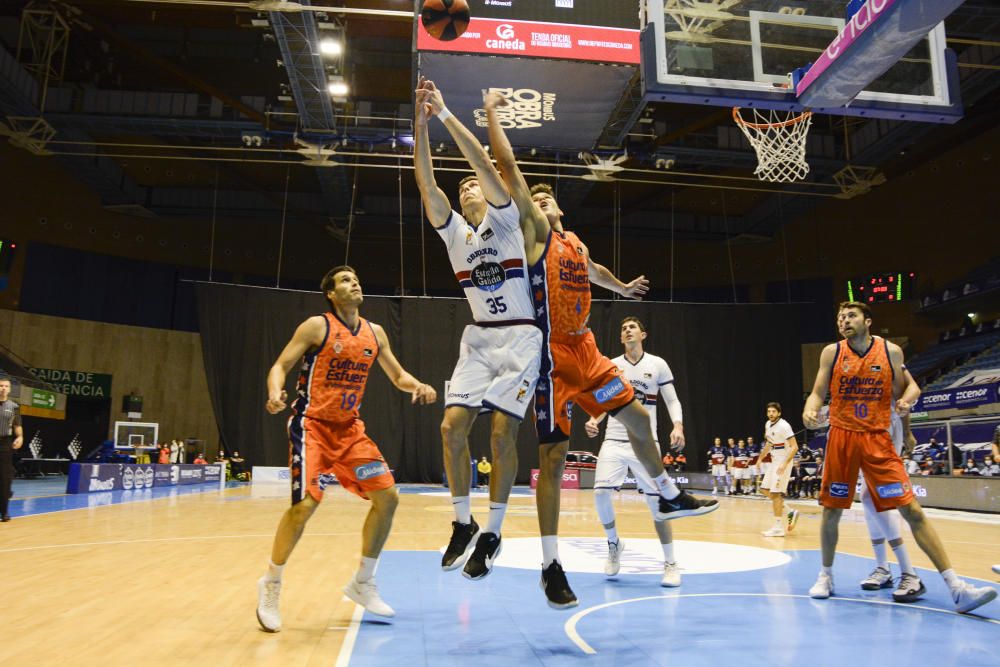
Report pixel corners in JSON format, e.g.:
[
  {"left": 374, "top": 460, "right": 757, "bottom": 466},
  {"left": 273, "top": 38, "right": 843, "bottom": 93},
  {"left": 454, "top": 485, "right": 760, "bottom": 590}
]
[
  {"left": 417, "top": 17, "right": 639, "bottom": 65},
  {"left": 529, "top": 468, "right": 581, "bottom": 489}
]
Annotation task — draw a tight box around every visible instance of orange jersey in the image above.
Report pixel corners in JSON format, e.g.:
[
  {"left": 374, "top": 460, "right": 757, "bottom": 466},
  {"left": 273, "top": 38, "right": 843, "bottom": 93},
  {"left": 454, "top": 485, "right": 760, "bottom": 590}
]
[
  {"left": 828, "top": 336, "right": 894, "bottom": 432},
  {"left": 293, "top": 312, "right": 379, "bottom": 422},
  {"left": 529, "top": 230, "right": 591, "bottom": 344}
]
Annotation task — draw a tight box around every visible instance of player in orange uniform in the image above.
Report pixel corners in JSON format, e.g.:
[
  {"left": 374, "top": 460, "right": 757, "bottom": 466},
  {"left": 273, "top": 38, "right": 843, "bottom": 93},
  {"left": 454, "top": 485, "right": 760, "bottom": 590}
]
[
  {"left": 802, "top": 301, "right": 996, "bottom": 613},
  {"left": 255, "top": 266, "right": 437, "bottom": 631},
  {"left": 483, "top": 92, "right": 718, "bottom": 609}
]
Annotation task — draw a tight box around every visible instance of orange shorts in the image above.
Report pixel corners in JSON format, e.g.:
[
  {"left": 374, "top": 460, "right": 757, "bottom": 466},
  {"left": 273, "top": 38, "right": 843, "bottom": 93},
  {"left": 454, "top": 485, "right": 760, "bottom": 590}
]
[
  {"left": 820, "top": 426, "right": 913, "bottom": 511},
  {"left": 534, "top": 331, "right": 635, "bottom": 443},
  {"left": 288, "top": 414, "right": 394, "bottom": 504}
]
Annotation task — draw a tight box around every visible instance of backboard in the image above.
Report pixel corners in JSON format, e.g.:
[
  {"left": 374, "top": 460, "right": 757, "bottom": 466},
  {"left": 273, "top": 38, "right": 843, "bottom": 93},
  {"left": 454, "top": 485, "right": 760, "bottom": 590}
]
[{"left": 645, "top": 0, "right": 960, "bottom": 122}]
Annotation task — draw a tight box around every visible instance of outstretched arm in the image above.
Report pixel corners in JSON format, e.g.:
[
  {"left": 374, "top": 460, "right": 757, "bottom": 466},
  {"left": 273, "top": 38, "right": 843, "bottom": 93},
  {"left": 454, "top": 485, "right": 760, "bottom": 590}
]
[
  {"left": 418, "top": 78, "right": 509, "bottom": 207},
  {"left": 583, "top": 244, "right": 650, "bottom": 300},
  {"left": 371, "top": 324, "right": 437, "bottom": 405},
  {"left": 484, "top": 92, "right": 549, "bottom": 246},
  {"left": 413, "top": 96, "right": 453, "bottom": 228}
]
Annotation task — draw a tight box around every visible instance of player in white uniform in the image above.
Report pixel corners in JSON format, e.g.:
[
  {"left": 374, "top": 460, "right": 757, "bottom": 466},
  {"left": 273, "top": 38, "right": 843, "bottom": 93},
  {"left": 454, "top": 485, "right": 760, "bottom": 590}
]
[
  {"left": 584, "top": 317, "right": 687, "bottom": 587},
  {"left": 759, "top": 402, "right": 799, "bottom": 537},
  {"left": 414, "top": 78, "right": 542, "bottom": 579},
  {"left": 856, "top": 366, "right": 925, "bottom": 602}
]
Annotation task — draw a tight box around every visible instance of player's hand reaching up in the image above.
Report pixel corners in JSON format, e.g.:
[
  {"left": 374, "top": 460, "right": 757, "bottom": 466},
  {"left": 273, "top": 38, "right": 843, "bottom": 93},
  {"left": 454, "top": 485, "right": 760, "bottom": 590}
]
[
  {"left": 415, "top": 78, "right": 447, "bottom": 117},
  {"left": 621, "top": 275, "right": 650, "bottom": 300},
  {"left": 483, "top": 90, "right": 508, "bottom": 111},
  {"left": 412, "top": 383, "right": 437, "bottom": 405}
]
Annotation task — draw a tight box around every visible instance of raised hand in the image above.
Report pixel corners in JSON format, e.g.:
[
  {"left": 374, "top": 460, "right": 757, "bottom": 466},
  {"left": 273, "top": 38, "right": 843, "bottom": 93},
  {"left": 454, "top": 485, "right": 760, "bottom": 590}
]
[{"left": 621, "top": 275, "right": 650, "bottom": 300}]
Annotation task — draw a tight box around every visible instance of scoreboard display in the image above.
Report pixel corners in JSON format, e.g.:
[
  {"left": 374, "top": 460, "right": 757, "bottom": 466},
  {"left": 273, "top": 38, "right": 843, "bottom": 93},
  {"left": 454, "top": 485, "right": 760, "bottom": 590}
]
[{"left": 847, "top": 272, "right": 916, "bottom": 304}]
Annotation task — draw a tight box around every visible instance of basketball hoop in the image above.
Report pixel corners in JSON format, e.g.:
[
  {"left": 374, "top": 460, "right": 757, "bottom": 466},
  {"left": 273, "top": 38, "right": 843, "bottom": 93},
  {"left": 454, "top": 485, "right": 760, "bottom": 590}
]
[{"left": 732, "top": 107, "right": 813, "bottom": 183}]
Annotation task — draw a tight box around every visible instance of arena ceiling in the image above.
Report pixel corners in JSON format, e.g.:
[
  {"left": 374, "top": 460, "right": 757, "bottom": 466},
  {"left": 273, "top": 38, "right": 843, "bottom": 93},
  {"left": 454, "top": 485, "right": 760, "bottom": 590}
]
[{"left": 1, "top": 0, "right": 998, "bottom": 245}]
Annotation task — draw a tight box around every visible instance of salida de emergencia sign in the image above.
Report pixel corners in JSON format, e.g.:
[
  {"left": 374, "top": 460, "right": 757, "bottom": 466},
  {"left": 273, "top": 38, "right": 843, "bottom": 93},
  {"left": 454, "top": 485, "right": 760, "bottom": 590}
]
[{"left": 29, "top": 367, "right": 112, "bottom": 399}]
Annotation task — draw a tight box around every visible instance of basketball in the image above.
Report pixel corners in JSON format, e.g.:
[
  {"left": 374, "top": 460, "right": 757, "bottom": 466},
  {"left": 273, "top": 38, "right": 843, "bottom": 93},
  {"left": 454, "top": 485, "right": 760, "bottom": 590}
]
[{"left": 420, "top": 0, "right": 471, "bottom": 42}]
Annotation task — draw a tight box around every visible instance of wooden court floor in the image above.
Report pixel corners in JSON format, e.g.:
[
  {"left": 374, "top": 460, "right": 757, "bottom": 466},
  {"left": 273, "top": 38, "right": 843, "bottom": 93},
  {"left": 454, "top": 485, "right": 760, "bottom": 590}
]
[{"left": 1, "top": 484, "right": 997, "bottom": 666}]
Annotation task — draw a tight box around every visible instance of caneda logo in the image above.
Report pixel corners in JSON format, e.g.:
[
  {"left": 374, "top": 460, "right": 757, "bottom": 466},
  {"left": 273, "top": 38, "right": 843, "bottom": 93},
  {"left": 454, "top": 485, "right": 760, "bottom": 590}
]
[{"left": 496, "top": 24, "right": 515, "bottom": 40}]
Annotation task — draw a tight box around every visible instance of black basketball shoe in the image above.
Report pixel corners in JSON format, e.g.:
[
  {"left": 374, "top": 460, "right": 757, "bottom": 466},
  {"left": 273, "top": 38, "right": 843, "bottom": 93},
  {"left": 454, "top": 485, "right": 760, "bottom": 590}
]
[
  {"left": 462, "top": 532, "right": 502, "bottom": 580},
  {"left": 540, "top": 560, "right": 579, "bottom": 610},
  {"left": 441, "top": 518, "right": 480, "bottom": 571},
  {"left": 655, "top": 490, "right": 720, "bottom": 521}
]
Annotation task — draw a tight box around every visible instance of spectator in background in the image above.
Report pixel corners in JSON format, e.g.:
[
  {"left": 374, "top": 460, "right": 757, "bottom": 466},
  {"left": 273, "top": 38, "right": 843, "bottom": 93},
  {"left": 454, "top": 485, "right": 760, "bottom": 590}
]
[
  {"left": 803, "top": 456, "right": 823, "bottom": 498},
  {"left": 477, "top": 457, "right": 491, "bottom": 488},
  {"left": 158, "top": 443, "right": 170, "bottom": 465},
  {"left": 193, "top": 453, "right": 207, "bottom": 465},
  {"left": 931, "top": 461, "right": 947, "bottom": 476},
  {"left": 230, "top": 450, "right": 249, "bottom": 481},
  {"left": 980, "top": 456, "right": 999, "bottom": 477},
  {"left": 963, "top": 457, "right": 980, "bottom": 476},
  {"left": 674, "top": 452, "right": 686, "bottom": 472},
  {"left": 215, "top": 449, "right": 227, "bottom": 463},
  {"left": 903, "top": 455, "right": 920, "bottom": 476},
  {"left": 788, "top": 461, "right": 804, "bottom": 498},
  {"left": 662, "top": 451, "right": 675, "bottom": 471}
]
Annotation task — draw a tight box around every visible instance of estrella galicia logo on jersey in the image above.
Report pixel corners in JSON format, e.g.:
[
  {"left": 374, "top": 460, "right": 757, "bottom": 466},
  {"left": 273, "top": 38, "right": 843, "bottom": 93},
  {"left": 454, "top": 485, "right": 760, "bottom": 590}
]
[
  {"left": 876, "top": 482, "right": 905, "bottom": 499},
  {"left": 481, "top": 228, "right": 495, "bottom": 241},
  {"left": 363, "top": 348, "right": 373, "bottom": 357},
  {"left": 317, "top": 473, "right": 338, "bottom": 490},
  {"left": 354, "top": 461, "right": 389, "bottom": 481},
  {"left": 829, "top": 482, "right": 850, "bottom": 498},
  {"left": 593, "top": 376, "right": 626, "bottom": 404},
  {"left": 471, "top": 262, "right": 506, "bottom": 292},
  {"left": 870, "top": 365, "right": 882, "bottom": 372}
]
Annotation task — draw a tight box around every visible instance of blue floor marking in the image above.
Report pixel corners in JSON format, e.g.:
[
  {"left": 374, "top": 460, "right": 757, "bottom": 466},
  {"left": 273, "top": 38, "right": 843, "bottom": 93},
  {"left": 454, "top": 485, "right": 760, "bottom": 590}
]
[{"left": 346, "top": 549, "right": 1000, "bottom": 667}]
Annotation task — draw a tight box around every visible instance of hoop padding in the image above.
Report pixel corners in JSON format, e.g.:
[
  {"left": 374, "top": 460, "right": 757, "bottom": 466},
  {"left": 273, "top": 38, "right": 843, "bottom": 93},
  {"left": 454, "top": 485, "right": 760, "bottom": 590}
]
[{"left": 733, "top": 107, "right": 813, "bottom": 183}]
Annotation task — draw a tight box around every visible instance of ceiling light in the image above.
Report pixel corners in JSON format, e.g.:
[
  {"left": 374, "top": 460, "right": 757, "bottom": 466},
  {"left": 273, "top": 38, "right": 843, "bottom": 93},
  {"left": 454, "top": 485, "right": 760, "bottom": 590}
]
[
  {"left": 319, "top": 38, "right": 342, "bottom": 56},
  {"left": 328, "top": 81, "right": 349, "bottom": 96}
]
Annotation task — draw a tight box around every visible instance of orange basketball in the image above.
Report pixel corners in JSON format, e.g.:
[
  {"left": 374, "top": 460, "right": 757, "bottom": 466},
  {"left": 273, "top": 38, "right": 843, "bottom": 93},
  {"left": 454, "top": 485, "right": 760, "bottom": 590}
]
[{"left": 420, "top": 0, "right": 471, "bottom": 42}]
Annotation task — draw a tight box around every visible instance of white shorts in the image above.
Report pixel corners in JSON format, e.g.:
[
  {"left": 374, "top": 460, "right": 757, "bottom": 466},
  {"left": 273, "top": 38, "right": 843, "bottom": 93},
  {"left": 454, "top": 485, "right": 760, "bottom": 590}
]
[
  {"left": 595, "top": 439, "right": 658, "bottom": 493},
  {"left": 445, "top": 323, "right": 542, "bottom": 419},
  {"left": 734, "top": 467, "right": 751, "bottom": 480},
  {"left": 761, "top": 458, "right": 791, "bottom": 493},
  {"left": 749, "top": 465, "right": 759, "bottom": 476},
  {"left": 711, "top": 464, "right": 727, "bottom": 477},
  {"left": 759, "top": 460, "right": 772, "bottom": 475}
]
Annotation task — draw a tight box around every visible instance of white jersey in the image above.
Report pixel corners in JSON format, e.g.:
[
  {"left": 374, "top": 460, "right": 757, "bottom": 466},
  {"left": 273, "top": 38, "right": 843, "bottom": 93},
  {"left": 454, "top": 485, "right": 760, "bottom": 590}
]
[
  {"left": 605, "top": 352, "right": 674, "bottom": 442},
  {"left": 765, "top": 417, "right": 795, "bottom": 461},
  {"left": 436, "top": 200, "right": 533, "bottom": 323}
]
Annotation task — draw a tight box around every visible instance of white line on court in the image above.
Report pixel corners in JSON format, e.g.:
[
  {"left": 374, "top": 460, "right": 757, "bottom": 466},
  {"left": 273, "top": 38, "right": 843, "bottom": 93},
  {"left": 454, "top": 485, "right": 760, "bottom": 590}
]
[
  {"left": 563, "top": 592, "right": 1000, "bottom": 654},
  {"left": 335, "top": 597, "right": 366, "bottom": 667}
]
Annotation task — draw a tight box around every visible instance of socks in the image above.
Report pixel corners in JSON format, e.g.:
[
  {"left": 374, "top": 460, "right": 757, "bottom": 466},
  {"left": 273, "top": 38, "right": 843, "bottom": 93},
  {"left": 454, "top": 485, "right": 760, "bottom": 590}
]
[
  {"left": 486, "top": 502, "right": 507, "bottom": 535},
  {"left": 890, "top": 539, "right": 915, "bottom": 575},
  {"left": 605, "top": 526, "right": 619, "bottom": 544},
  {"left": 662, "top": 541, "right": 675, "bottom": 564},
  {"left": 541, "top": 535, "right": 559, "bottom": 565},
  {"left": 654, "top": 472, "right": 680, "bottom": 500},
  {"left": 871, "top": 539, "right": 889, "bottom": 569},
  {"left": 821, "top": 565, "right": 833, "bottom": 576},
  {"left": 266, "top": 560, "right": 285, "bottom": 582},
  {"left": 356, "top": 556, "right": 378, "bottom": 583},
  {"left": 941, "top": 568, "right": 961, "bottom": 591},
  {"left": 452, "top": 496, "right": 472, "bottom": 524}
]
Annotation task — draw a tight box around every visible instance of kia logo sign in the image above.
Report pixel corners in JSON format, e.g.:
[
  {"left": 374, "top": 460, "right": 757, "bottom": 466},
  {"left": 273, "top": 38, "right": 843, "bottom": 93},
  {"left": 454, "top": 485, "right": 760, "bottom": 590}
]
[{"left": 496, "top": 24, "right": 515, "bottom": 40}]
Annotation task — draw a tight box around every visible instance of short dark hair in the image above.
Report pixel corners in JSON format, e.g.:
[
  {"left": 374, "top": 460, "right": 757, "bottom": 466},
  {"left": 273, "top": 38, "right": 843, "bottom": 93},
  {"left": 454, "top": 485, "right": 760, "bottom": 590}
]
[
  {"left": 530, "top": 183, "right": 555, "bottom": 197},
  {"left": 621, "top": 316, "right": 645, "bottom": 332},
  {"left": 458, "top": 175, "right": 478, "bottom": 192},
  {"left": 767, "top": 401, "right": 782, "bottom": 413},
  {"left": 838, "top": 300, "right": 872, "bottom": 320},
  {"left": 320, "top": 265, "right": 357, "bottom": 293}
]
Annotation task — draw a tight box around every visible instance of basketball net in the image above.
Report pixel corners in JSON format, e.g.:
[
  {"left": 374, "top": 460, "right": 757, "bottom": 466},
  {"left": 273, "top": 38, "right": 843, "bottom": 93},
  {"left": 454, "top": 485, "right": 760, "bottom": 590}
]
[{"left": 732, "top": 107, "right": 813, "bottom": 183}]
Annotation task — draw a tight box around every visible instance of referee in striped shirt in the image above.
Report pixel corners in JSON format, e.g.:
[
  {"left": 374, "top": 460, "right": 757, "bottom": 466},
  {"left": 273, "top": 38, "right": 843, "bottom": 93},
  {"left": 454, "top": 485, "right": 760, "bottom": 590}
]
[{"left": 0, "top": 377, "right": 24, "bottom": 522}]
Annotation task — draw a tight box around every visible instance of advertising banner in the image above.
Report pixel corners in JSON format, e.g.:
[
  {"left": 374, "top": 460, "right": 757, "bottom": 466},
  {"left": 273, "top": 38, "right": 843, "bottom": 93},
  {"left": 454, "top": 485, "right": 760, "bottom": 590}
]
[
  {"left": 529, "top": 468, "right": 581, "bottom": 489},
  {"left": 68, "top": 463, "right": 218, "bottom": 493},
  {"left": 420, "top": 52, "right": 635, "bottom": 150},
  {"left": 916, "top": 382, "right": 1000, "bottom": 411}
]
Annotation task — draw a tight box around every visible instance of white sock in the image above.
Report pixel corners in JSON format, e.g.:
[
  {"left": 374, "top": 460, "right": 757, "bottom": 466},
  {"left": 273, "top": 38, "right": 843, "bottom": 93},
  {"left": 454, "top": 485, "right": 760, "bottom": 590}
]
[
  {"left": 661, "top": 542, "right": 675, "bottom": 564},
  {"left": 605, "top": 525, "right": 619, "bottom": 544},
  {"left": 774, "top": 516, "right": 784, "bottom": 528},
  {"left": 941, "top": 568, "right": 961, "bottom": 591},
  {"left": 356, "top": 556, "right": 377, "bottom": 583},
  {"left": 266, "top": 560, "right": 284, "bottom": 582},
  {"left": 821, "top": 565, "right": 833, "bottom": 576},
  {"left": 452, "top": 496, "right": 472, "bottom": 524},
  {"left": 486, "top": 502, "right": 507, "bottom": 535},
  {"left": 890, "top": 540, "right": 915, "bottom": 575},
  {"left": 654, "top": 472, "right": 680, "bottom": 500},
  {"left": 871, "top": 539, "right": 889, "bottom": 569},
  {"left": 541, "top": 535, "right": 559, "bottom": 565}
]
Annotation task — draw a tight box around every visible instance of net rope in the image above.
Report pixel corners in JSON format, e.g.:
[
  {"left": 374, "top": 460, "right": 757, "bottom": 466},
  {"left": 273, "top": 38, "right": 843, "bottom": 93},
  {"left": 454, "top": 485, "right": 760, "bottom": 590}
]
[{"left": 733, "top": 107, "right": 813, "bottom": 183}]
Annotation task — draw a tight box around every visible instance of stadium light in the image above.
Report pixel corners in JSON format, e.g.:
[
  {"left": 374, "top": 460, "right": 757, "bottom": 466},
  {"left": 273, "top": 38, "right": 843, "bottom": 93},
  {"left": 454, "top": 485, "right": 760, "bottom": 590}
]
[{"left": 319, "top": 38, "right": 342, "bottom": 56}]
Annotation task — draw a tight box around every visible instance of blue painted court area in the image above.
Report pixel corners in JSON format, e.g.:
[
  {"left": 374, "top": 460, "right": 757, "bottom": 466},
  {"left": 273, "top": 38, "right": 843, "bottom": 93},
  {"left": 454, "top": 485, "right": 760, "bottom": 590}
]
[
  {"left": 345, "top": 546, "right": 1000, "bottom": 667},
  {"left": 8, "top": 477, "right": 245, "bottom": 517}
]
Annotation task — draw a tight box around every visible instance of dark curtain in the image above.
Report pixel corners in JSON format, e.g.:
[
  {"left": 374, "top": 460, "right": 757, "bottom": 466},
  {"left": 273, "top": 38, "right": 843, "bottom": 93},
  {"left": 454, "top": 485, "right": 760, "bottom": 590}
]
[{"left": 196, "top": 282, "right": 808, "bottom": 482}]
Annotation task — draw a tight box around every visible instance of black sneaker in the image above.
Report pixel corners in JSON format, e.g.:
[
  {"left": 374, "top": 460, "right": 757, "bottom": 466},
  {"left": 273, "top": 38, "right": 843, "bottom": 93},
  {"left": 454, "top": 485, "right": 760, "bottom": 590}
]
[
  {"left": 441, "top": 518, "right": 480, "bottom": 571},
  {"left": 463, "top": 532, "right": 502, "bottom": 580},
  {"left": 656, "top": 490, "right": 720, "bottom": 521},
  {"left": 540, "top": 560, "right": 578, "bottom": 610}
]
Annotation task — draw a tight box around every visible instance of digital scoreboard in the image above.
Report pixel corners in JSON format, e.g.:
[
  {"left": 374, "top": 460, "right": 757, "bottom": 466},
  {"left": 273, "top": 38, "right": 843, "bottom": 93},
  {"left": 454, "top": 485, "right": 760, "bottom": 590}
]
[{"left": 847, "top": 272, "right": 916, "bottom": 303}]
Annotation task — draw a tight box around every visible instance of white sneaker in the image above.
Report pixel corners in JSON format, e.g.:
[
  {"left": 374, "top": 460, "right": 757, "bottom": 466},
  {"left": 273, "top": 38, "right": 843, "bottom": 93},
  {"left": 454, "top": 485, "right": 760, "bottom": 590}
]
[
  {"left": 992, "top": 565, "right": 1000, "bottom": 576},
  {"left": 256, "top": 576, "right": 282, "bottom": 632},
  {"left": 344, "top": 577, "right": 396, "bottom": 618},
  {"left": 761, "top": 526, "right": 786, "bottom": 537},
  {"left": 952, "top": 580, "right": 998, "bottom": 614},
  {"left": 661, "top": 562, "right": 681, "bottom": 587},
  {"left": 860, "top": 566, "right": 893, "bottom": 591},
  {"left": 711, "top": 488, "right": 718, "bottom": 496},
  {"left": 604, "top": 539, "right": 624, "bottom": 577},
  {"left": 809, "top": 572, "right": 834, "bottom": 599}
]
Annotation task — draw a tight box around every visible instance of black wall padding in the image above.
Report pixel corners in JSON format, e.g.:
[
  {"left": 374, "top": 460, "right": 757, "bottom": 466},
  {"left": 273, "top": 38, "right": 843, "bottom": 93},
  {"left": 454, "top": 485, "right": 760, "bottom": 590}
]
[{"left": 196, "top": 282, "right": 809, "bottom": 483}]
